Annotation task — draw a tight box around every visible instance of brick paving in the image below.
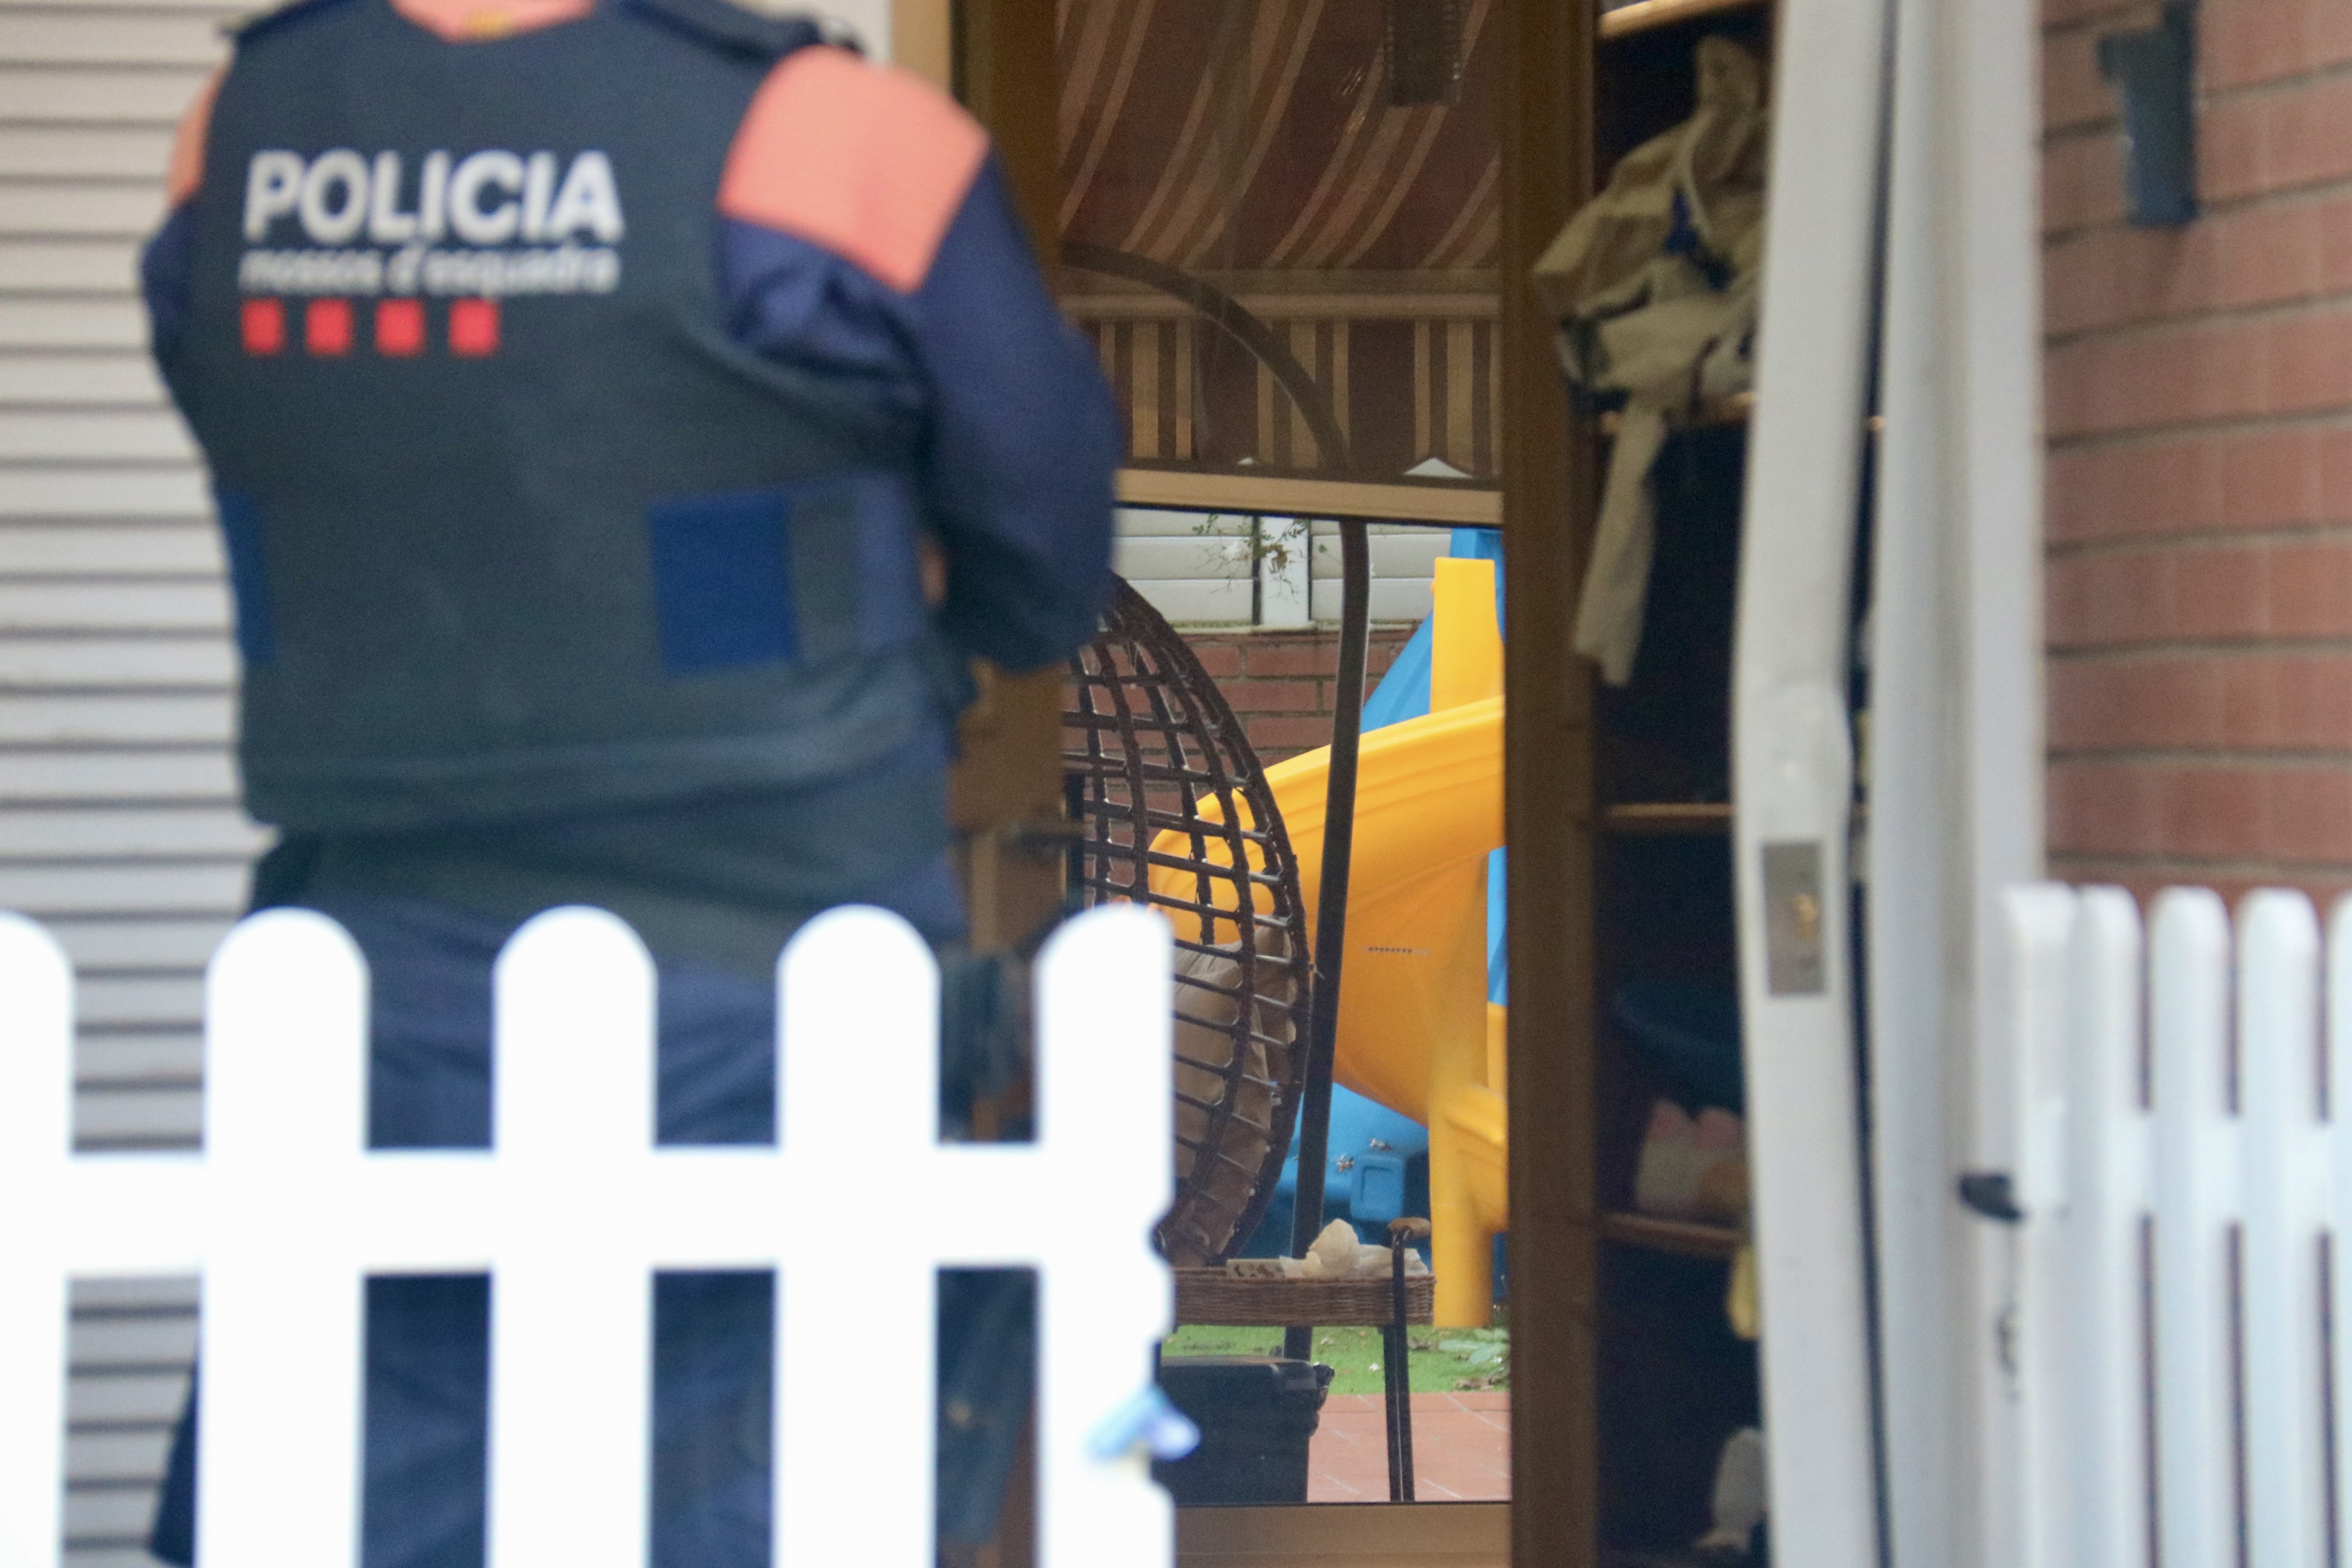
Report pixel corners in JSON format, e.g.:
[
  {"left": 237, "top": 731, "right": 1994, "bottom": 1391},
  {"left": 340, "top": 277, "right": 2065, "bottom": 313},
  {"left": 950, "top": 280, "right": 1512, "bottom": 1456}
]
[{"left": 1308, "top": 1392, "right": 1510, "bottom": 1502}]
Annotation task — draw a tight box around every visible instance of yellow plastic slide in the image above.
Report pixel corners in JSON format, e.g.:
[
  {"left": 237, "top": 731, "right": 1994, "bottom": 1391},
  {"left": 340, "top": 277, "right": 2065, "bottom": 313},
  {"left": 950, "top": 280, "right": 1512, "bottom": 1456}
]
[{"left": 1152, "top": 559, "right": 1509, "bottom": 1325}]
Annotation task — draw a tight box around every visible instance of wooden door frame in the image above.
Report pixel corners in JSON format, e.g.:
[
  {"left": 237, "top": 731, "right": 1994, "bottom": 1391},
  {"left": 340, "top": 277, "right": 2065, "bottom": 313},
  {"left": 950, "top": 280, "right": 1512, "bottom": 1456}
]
[
  {"left": 954, "top": 4, "right": 1600, "bottom": 1562},
  {"left": 1498, "top": 4, "right": 1599, "bottom": 1567}
]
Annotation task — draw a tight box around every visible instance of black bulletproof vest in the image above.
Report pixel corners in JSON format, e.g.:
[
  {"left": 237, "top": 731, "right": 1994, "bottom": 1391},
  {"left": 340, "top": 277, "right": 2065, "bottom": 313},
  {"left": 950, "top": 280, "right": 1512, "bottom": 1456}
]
[{"left": 161, "top": 0, "right": 957, "bottom": 833}]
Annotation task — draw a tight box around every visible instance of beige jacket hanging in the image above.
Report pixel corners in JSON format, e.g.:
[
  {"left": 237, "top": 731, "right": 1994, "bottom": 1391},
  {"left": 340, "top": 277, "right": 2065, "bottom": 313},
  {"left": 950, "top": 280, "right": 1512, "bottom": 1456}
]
[{"left": 1533, "top": 36, "right": 1769, "bottom": 684}]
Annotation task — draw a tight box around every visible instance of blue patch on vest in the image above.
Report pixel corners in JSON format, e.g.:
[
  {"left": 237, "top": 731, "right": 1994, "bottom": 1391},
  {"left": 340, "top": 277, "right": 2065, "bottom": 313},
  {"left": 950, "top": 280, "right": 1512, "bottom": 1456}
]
[
  {"left": 214, "top": 490, "right": 275, "bottom": 666},
  {"left": 648, "top": 489, "right": 799, "bottom": 672},
  {"left": 649, "top": 474, "right": 927, "bottom": 674}
]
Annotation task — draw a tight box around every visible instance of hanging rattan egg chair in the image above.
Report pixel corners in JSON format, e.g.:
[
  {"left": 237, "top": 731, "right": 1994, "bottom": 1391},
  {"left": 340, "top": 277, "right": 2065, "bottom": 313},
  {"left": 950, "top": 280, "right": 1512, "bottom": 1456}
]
[{"left": 1066, "top": 580, "right": 1311, "bottom": 1266}]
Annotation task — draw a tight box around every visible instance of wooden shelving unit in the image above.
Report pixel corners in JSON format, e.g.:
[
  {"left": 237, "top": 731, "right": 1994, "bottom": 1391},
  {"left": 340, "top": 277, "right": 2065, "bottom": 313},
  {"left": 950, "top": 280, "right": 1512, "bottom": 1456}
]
[
  {"left": 1584, "top": 3, "right": 1774, "bottom": 1553},
  {"left": 1599, "top": 0, "right": 1770, "bottom": 42},
  {"left": 1599, "top": 1212, "right": 1745, "bottom": 1262}
]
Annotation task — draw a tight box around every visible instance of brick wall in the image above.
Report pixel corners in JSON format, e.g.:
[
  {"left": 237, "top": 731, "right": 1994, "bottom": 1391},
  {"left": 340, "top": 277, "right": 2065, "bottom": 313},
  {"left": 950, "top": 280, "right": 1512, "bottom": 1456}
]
[
  {"left": 1183, "top": 628, "right": 1414, "bottom": 764},
  {"left": 2043, "top": 0, "right": 2352, "bottom": 902}
]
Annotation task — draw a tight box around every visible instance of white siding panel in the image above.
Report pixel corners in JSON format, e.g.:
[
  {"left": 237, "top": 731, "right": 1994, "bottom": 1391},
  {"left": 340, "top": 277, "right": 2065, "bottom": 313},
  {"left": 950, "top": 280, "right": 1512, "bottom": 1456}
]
[
  {"left": 0, "top": 861, "right": 246, "bottom": 913},
  {"left": 0, "top": 130, "right": 175, "bottom": 177},
  {"left": 7, "top": 78, "right": 237, "bottom": 1556},
  {"left": 67, "top": 1306, "right": 200, "bottom": 1370},
  {"left": 1126, "top": 576, "right": 1254, "bottom": 627},
  {"left": 62, "top": 1271, "right": 198, "bottom": 1566},
  {"left": 0, "top": 522, "right": 221, "bottom": 574},
  {"left": 65, "top": 1430, "right": 176, "bottom": 1484},
  {"left": 0, "top": 410, "right": 199, "bottom": 460},
  {"left": 0, "top": 184, "right": 169, "bottom": 238},
  {"left": 0, "top": 352, "right": 169, "bottom": 404},
  {"left": 0, "top": 12, "right": 224, "bottom": 65},
  {"left": 0, "top": 805, "right": 259, "bottom": 854},
  {"left": 0, "top": 295, "right": 151, "bottom": 344},
  {"left": 67, "top": 1371, "right": 189, "bottom": 1427},
  {"left": 1113, "top": 532, "right": 1252, "bottom": 583},
  {"left": 0, "top": 466, "right": 211, "bottom": 515},
  {"left": 0, "top": 692, "right": 234, "bottom": 742},
  {"left": 0, "top": 748, "right": 238, "bottom": 798},
  {"left": 0, "top": 65, "right": 215, "bottom": 121},
  {"left": 77, "top": 1028, "right": 204, "bottom": 1084},
  {"left": 45, "top": 914, "right": 235, "bottom": 969},
  {"left": 0, "top": 582, "right": 230, "bottom": 629},
  {"left": 78, "top": 1083, "right": 203, "bottom": 1145},
  {"left": 72, "top": 973, "right": 206, "bottom": 1023},
  {"left": 63, "top": 1489, "right": 165, "bottom": 1544},
  {"left": 0, "top": 636, "right": 234, "bottom": 685},
  {"left": 0, "top": 238, "right": 141, "bottom": 290}
]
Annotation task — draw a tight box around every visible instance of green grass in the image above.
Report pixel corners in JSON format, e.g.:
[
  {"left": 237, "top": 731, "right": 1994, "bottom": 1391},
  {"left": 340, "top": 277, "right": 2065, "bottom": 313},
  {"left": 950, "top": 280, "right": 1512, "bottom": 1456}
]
[{"left": 1164, "top": 1323, "right": 1509, "bottom": 1396}]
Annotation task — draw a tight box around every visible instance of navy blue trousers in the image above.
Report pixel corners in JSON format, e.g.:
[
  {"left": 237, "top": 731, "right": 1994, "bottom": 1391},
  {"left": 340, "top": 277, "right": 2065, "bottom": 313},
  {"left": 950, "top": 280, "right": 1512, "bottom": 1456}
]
[{"left": 150, "top": 893, "right": 1032, "bottom": 1566}]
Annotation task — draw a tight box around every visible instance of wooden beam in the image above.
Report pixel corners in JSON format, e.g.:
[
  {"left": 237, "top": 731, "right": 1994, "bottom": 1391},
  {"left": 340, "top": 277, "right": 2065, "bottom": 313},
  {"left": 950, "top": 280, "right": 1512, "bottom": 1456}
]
[
  {"left": 1499, "top": 0, "right": 1599, "bottom": 1563},
  {"left": 1117, "top": 469, "right": 1504, "bottom": 527},
  {"left": 1599, "top": 0, "right": 1769, "bottom": 42}
]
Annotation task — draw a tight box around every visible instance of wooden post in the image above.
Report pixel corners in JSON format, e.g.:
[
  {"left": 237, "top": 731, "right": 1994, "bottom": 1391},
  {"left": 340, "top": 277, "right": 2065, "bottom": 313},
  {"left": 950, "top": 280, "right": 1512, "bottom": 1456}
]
[{"left": 1499, "top": 0, "right": 1600, "bottom": 1564}]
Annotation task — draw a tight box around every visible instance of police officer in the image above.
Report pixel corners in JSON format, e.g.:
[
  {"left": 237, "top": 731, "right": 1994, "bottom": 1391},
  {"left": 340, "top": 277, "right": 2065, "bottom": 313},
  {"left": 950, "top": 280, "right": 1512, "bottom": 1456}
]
[{"left": 139, "top": 0, "right": 1118, "bottom": 1558}]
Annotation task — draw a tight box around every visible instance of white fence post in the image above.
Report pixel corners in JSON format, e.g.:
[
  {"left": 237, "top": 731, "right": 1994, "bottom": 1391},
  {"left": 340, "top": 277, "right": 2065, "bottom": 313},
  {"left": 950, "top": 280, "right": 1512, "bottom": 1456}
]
[
  {"left": 2149, "top": 888, "right": 2236, "bottom": 1568},
  {"left": 0, "top": 900, "right": 1174, "bottom": 1566},
  {"left": 2062, "top": 888, "right": 2146, "bottom": 1568},
  {"left": 2330, "top": 899, "right": 2352, "bottom": 1560},
  {"left": 2235, "top": 891, "right": 2327, "bottom": 1568},
  {"left": 1995, "top": 884, "right": 2072, "bottom": 1568},
  {"left": 0, "top": 915, "right": 75, "bottom": 1566}
]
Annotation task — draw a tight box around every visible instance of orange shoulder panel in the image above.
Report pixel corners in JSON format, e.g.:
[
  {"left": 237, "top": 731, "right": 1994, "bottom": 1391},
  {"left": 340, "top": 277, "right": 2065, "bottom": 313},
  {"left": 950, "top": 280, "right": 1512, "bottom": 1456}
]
[
  {"left": 717, "top": 46, "right": 990, "bottom": 295},
  {"left": 164, "top": 69, "right": 224, "bottom": 207}
]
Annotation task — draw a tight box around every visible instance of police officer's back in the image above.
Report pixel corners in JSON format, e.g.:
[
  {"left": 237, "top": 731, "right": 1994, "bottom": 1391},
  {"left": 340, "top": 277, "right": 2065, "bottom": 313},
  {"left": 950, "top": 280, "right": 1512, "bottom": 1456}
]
[{"left": 141, "top": 0, "right": 1118, "bottom": 1558}]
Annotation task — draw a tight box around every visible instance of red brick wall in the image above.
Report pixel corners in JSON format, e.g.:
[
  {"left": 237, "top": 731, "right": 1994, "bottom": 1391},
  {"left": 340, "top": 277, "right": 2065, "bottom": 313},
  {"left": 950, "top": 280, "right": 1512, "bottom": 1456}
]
[
  {"left": 1182, "top": 628, "right": 1414, "bottom": 764},
  {"left": 2044, "top": 0, "right": 2352, "bottom": 902}
]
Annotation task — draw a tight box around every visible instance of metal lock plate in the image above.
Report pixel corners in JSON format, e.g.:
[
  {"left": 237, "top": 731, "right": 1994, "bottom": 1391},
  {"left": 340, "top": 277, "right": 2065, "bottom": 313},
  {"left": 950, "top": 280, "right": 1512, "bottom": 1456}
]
[{"left": 1762, "top": 840, "right": 1827, "bottom": 996}]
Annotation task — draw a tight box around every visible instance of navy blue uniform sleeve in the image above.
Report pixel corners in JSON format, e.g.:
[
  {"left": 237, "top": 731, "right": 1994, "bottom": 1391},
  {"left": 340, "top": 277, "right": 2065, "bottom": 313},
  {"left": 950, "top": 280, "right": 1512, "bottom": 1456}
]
[{"left": 903, "top": 155, "right": 1119, "bottom": 672}]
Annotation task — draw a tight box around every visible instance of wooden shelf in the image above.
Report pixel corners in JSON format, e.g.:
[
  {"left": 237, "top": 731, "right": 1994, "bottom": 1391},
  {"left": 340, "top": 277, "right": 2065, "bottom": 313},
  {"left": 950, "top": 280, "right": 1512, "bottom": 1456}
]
[
  {"left": 1603, "top": 801, "right": 1733, "bottom": 834},
  {"left": 1599, "top": 0, "right": 1770, "bottom": 41},
  {"left": 1599, "top": 1212, "right": 1744, "bottom": 1260}
]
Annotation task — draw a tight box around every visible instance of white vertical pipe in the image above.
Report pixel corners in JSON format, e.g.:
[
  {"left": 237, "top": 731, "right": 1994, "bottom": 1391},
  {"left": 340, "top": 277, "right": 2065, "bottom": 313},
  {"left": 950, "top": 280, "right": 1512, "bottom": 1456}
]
[
  {"left": 2236, "top": 890, "right": 2326, "bottom": 1568},
  {"left": 487, "top": 909, "right": 656, "bottom": 1568},
  {"left": 2002, "top": 885, "right": 2077, "bottom": 1568},
  {"left": 197, "top": 910, "right": 371, "bottom": 1568},
  {"left": 0, "top": 916, "right": 74, "bottom": 1566},
  {"left": 2148, "top": 889, "right": 2236, "bottom": 1568},
  {"left": 2064, "top": 888, "right": 2149, "bottom": 1568}
]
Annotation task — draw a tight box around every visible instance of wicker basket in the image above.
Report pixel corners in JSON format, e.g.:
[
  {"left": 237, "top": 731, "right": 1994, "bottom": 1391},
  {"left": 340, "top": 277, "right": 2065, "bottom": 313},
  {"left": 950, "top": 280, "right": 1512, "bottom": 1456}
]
[{"left": 1067, "top": 582, "right": 1311, "bottom": 1266}]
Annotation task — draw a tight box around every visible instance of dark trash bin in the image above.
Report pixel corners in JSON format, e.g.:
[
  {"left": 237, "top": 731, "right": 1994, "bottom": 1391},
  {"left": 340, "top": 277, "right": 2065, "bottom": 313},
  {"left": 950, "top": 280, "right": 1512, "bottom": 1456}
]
[{"left": 1152, "top": 1357, "right": 1336, "bottom": 1505}]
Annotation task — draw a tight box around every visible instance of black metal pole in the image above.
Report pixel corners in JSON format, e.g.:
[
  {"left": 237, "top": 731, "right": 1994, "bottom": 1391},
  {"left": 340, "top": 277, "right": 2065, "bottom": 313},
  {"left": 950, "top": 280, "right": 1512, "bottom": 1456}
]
[
  {"left": 1283, "top": 518, "right": 1371, "bottom": 1362},
  {"left": 1390, "top": 1239, "right": 1415, "bottom": 1500}
]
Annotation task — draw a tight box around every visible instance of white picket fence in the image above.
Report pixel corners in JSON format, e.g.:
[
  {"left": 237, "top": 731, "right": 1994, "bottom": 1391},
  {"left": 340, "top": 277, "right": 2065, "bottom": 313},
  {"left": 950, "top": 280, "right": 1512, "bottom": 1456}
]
[
  {"left": 1995, "top": 883, "right": 2352, "bottom": 1568},
  {"left": 0, "top": 901, "right": 1177, "bottom": 1566}
]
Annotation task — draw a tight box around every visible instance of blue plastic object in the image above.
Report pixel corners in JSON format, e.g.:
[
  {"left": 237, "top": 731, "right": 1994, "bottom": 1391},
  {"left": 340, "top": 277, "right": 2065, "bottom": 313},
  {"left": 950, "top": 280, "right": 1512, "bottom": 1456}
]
[
  {"left": 1611, "top": 981, "right": 1745, "bottom": 1111},
  {"left": 1088, "top": 1384, "right": 1202, "bottom": 1462}
]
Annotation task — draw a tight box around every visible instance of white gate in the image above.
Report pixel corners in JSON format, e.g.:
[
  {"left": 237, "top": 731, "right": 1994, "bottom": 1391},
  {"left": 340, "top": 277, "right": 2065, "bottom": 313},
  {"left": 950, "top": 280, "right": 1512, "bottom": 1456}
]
[
  {"left": 1993, "top": 883, "right": 2349, "bottom": 1568},
  {"left": 0, "top": 901, "right": 1178, "bottom": 1566}
]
